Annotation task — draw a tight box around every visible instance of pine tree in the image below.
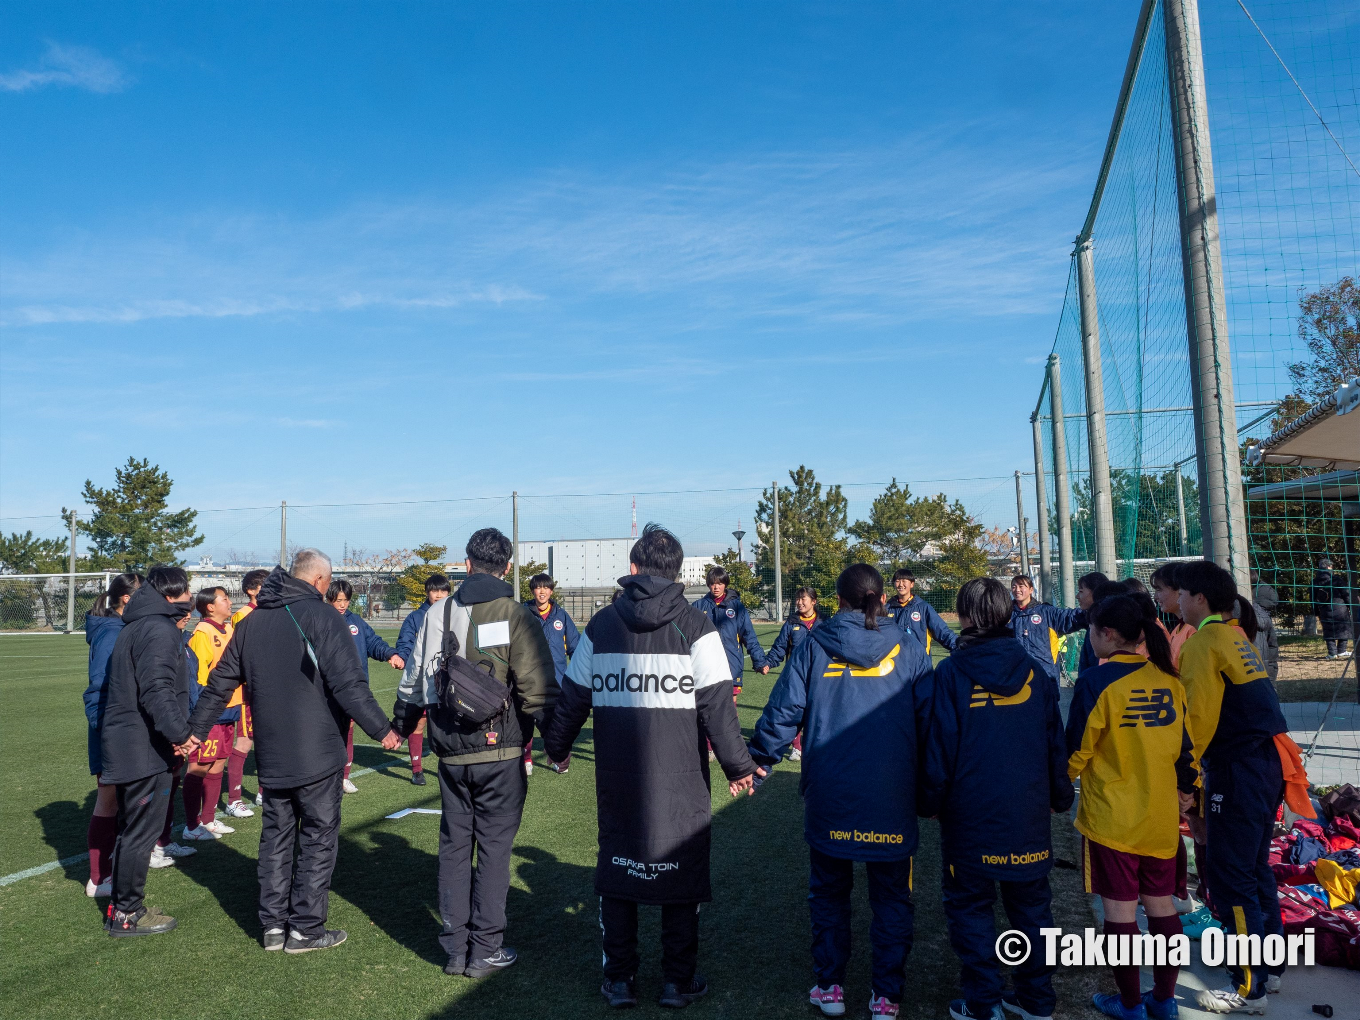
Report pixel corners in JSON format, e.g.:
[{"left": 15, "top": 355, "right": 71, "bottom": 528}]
[{"left": 77, "top": 458, "right": 202, "bottom": 572}]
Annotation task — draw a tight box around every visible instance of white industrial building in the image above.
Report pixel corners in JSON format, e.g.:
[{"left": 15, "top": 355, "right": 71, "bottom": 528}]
[
  {"left": 679, "top": 556, "right": 716, "bottom": 587},
  {"left": 517, "top": 538, "right": 635, "bottom": 588}
]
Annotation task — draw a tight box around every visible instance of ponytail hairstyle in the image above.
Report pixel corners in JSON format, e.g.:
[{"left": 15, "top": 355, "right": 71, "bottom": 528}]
[
  {"left": 836, "top": 563, "right": 885, "bottom": 630},
  {"left": 1232, "top": 594, "right": 1259, "bottom": 644},
  {"left": 1089, "top": 591, "right": 1179, "bottom": 678},
  {"left": 91, "top": 572, "right": 144, "bottom": 617},
  {"left": 791, "top": 585, "right": 819, "bottom": 617}
]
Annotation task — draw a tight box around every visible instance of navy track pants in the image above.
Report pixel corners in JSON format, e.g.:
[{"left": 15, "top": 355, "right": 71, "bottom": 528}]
[{"left": 808, "top": 847, "right": 914, "bottom": 1002}]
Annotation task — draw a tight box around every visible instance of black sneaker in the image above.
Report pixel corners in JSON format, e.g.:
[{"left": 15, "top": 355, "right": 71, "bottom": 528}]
[
  {"left": 444, "top": 954, "right": 467, "bottom": 976},
  {"left": 658, "top": 975, "right": 708, "bottom": 1008},
  {"left": 263, "top": 927, "right": 286, "bottom": 951},
  {"left": 106, "top": 905, "right": 177, "bottom": 938},
  {"left": 602, "top": 978, "right": 638, "bottom": 1008},
  {"left": 464, "top": 946, "right": 517, "bottom": 978},
  {"left": 411, "top": 771, "right": 427, "bottom": 786},
  {"left": 283, "top": 929, "right": 348, "bottom": 954}
]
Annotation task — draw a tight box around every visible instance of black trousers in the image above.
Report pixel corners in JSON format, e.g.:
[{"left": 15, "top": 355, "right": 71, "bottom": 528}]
[
  {"left": 808, "top": 848, "right": 914, "bottom": 1001},
  {"left": 111, "top": 769, "right": 175, "bottom": 915},
  {"left": 600, "top": 897, "right": 700, "bottom": 986},
  {"left": 258, "top": 769, "right": 344, "bottom": 938},
  {"left": 437, "top": 757, "right": 527, "bottom": 961}
]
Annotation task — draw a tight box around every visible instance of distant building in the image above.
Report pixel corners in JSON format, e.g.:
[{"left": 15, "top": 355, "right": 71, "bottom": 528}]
[
  {"left": 517, "top": 538, "right": 635, "bottom": 588},
  {"left": 679, "top": 556, "right": 716, "bottom": 587}
]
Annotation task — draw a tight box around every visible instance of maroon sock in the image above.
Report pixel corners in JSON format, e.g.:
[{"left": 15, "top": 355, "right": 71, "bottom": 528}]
[
  {"left": 160, "top": 772, "right": 181, "bottom": 846},
  {"left": 1147, "top": 913, "right": 1183, "bottom": 1002},
  {"left": 409, "top": 732, "right": 423, "bottom": 773},
  {"left": 87, "top": 814, "right": 118, "bottom": 884},
  {"left": 227, "top": 748, "right": 248, "bottom": 803},
  {"left": 1105, "top": 920, "right": 1143, "bottom": 1008},
  {"left": 200, "top": 771, "right": 224, "bottom": 826},
  {"left": 182, "top": 773, "right": 204, "bottom": 831},
  {"left": 344, "top": 724, "right": 355, "bottom": 781},
  {"left": 792, "top": 731, "right": 803, "bottom": 752}
]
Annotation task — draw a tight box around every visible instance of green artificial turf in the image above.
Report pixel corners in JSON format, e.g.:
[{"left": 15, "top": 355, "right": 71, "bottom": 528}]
[{"left": 0, "top": 623, "right": 1101, "bottom": 1019}]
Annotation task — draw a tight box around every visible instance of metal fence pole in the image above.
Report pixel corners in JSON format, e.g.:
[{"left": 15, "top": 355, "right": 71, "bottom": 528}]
[
  {"left": 279, "top": 501, "right": 287, "bottom": 568},
  {"left": 1031, "top": 414, "right": 1053, "bottom": 603},
  {"left": 772, "top": 481, "right": 783, "bottom": 623},
  {"left": 1049, "top": 354, "right": 1077, "bottom": 608},
  {"left": 1175, "top": 467, "right": 1190, "bottom": 556},
  {"left": 1164, "top": 0, "right": 1251, "bottom": 591},
  {"left": 1014, "top": 471, "right": 1031, "bottom": 577},
  {"left": 1076, "top": 239, "right": 1119, "bottom": 579},
  {"left": 66, "top": 510, "right": 77, "bottom": 632},
  {"left": 512, "top": 491, "right": 520, "bottom": 601}
]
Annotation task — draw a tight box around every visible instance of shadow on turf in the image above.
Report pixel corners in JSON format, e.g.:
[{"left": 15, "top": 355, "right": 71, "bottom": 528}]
[{"left": 35, "top": 790, "right": 98, "bottom": 882}]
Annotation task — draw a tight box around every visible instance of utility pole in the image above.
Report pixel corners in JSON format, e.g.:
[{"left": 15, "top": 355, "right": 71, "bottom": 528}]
[
  {"left": 772, "top": 482, "right": 783, "bottom": 623},
  {"left": 1175, "top": 463, "right": 1190, "bottom": 556},
  {"left": 67, "top": 510, "right": 77, "bottom": 633},
  {"left": 1049, "top": 354, "right": 1077, "bottom": 608},
  {"left": 279, "top": 501, "right": 287, "bottom": 568},
  {"left": 1014, "top": 471, "right": 1031, "bottom": 578},
  {"left": 1164, "top": 0, "right": 1251, "bottom": 591},
  {"left": 512, "top": 491, "right": 520, "bottom": 601},
  {"left": 1031, "top": 414, "right": 1053, "bottom": 603},
  {"left": 1076, "top": 239, "right": 1119, "bottom": 579}
]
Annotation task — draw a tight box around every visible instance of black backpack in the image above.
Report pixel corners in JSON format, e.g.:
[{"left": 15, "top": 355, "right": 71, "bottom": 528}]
[{"left": 436, "top": 597, "right": 511, "bottom": 725}]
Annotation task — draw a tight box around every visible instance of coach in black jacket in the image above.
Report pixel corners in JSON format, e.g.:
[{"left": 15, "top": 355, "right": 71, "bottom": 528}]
[
  {"left": 544, "top": 524, "right": 757, "bottom": 1009},
  {"left": 190, "top": 550, "right": 399, "bottom": 953},
  {"left": 100, "top": 566, "right": 196, "bottom": 937}
]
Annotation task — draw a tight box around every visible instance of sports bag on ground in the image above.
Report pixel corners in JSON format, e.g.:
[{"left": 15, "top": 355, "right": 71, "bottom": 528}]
[{"left": 435, "top": 597, "right": 510, "bottom": 725}]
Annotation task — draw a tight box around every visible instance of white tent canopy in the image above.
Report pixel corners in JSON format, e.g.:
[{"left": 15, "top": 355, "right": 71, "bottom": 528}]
[{"left": 1246, "top": 377, "right": 1360, "bottom": 471}]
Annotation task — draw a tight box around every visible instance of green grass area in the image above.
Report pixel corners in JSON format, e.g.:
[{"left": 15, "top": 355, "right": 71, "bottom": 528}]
[{"left": 1, "top": 622, "right": 1102, "bottom": 1019}]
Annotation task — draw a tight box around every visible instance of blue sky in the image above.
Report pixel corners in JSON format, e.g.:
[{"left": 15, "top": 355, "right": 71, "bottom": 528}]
[{"left": 0, "top": 2, "right": 1179, "bottom": 550}]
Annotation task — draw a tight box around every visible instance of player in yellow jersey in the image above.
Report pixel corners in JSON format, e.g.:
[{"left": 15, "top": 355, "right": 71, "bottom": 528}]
[
  {"left": 182, "top": 587, "right": 240, "bottom": 840},
  {"left": 1066, "top": 592, "right": 1197, "bottom": 1020},
  {"left": 226, "top": 568, "right": 269, "bottom": 812},
  {"left": 1177, "top": 561, "right": 1289, "bottom": 1014}
]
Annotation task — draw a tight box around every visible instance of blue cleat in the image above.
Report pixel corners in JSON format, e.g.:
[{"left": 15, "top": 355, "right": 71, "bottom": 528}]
[
  {"left": 1092, "top": 993, "right": 1147, "bottom": 1020},
  {"left": 1142, "top": 992, "right": 1178, "bottom": 1020}
]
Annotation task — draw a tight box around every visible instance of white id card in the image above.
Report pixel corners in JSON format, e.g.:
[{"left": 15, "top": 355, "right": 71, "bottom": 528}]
[{"left": 477, "top": 620, "right": 511, "bottom": 648}]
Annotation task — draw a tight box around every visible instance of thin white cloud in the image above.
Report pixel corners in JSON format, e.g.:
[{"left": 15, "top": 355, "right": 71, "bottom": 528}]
[
  {"left": 275, "top": 417, "right": 339, "bottom": 429},
  {"left": 0, "top": 42, "right": 129, "bottom": 94}
]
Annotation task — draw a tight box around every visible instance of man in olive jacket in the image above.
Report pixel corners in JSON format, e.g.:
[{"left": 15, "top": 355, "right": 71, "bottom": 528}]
[
  {"left": 424, "top": 527, "right": 558, "bottom": 978},
  {"left": 101, "top": 566, "right": 196, "bottom": 937},
  {"left": 190, "top": 549, "right": 399, "bottom": 953}
]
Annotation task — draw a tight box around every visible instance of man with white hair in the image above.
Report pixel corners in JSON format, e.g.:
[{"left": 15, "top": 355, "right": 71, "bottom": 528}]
[{"left": 190, "top": 550, "right": 400, "bottom": 953}]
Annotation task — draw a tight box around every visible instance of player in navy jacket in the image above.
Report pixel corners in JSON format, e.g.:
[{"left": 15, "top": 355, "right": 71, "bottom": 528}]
[
  {"left": 394, "top": 572, "right": 452, "bottom": 661},
  {"left": 916, "top": 577, "right": 1074, "bottom": 1020},
  {"left": 327, "top": 579, "right": 400, "bottom": 793},
  {"left": 1009, "top": 574, "right": 1086, "bottom": 685},
  {"left": 692, "top": 565, "right": 767, "bottom": 692},
  {"left": 749, "top": 565, "right": 931, "bottom": 1018},
  {"left": 525, "top": 574, "right": 581, "bottom": 774},
  {"left": 885, "top": 568, "right": 957, "bottom": 655},
  {"left": 761, "top": 586, "right": 823, "bottom": 761}
]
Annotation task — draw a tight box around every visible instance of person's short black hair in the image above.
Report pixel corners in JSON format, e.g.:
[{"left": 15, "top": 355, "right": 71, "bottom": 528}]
[
  {"left": 630, "top": 523, "right": 684, "bottom": 581},
  {"left": 957, "top": 577, "right": 1011, "bottom": 630},
  {"left": 892, "top": 567, "right": 916, "bottom": 583},
  {"left": 466, "top": 529, "right": 512, "bottom": 575},
  {"left": 1149, "top": 562, "right": 1181, "bottom": 589},
  {"left": 1010, "top": 573, "right": 1034, "bottom": 588},
  {"left": 1078, "top": 571, "right": 1110, "bottom": 593},
  {"left": 1091, "top": 580, "right": 1127, "bottom": 603},
  {"left": 194, "top": 586, "right": 227, "bottom": 617},
  {"left": 425, "top": 573, "right": 451, "bottom": 594},
  {"left": 326, "top": 578, "right": 354, "bottom": 602},
  {"left": 241, "top": 568, "right": 269, "bottom": 596},
  {"left": 705, "top": 564, "right": 730, "bottom": 587},
  {"left": 792, "top": 585, "right": 819, "bottom": 603},
  {"left": 529, "top": 573, "right": 555, "bottom": 590},
  {"left": 147, "top": 565, "right": 190, "bottom": 600},
  {"left": 1176, "top": 560, "right": 1238, "bottom": 613}
]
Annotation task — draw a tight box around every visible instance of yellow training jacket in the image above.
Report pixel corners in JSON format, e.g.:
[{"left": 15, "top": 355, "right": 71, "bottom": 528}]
[
  {"left": 1179, "top": 618, "right": 1287, "bottom": 771},
  {"left": 1065, "top": 652, "right": 1197, "bottom": 858},
  {"left": 188, "top": 619, "right": 241, "bottom": 707}
]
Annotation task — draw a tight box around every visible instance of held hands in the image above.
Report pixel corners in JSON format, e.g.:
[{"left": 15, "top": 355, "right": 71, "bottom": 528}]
[
  {"left": 1178, "top": 790, "right": 1196, "bottom": 814},
  {"left": 174, "top": 735, "right": 201, "bottom": 758},
  {"left": 760, "top": 665, "right": 770, "bottom": 674},
  {"left": 380, "top": 730, "right": 402, "bottom": 751},
  {"left": 729, "top": 774, "right": 755, "bottom": 798},
  {"left": 389, "top": 655, "right": 405, "bottom": 669}
]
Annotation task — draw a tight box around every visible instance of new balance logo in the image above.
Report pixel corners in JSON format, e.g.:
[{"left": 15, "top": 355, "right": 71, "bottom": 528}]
[
  {"left": 969, "top": 671, "right": 1033, "bottom": 708},
  {"left": 823, "top": 645, "right": 901, "bottom": 678},
  {"left": 1120, "top": 688, "right": 1177, "bottom": 727}
]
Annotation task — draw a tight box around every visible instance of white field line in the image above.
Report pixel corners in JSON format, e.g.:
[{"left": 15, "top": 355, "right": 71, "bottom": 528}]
[{"left": 0, "top": 753, "right": 414, "bottom": 889}]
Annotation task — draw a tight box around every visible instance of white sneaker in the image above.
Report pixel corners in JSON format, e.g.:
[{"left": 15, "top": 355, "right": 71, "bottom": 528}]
[
  {"left": 342, "top": 778, "right": 358, "bottom": 794},
  {"left": 85, "top": 878, "right": 111, "bottom": 897},
  {"left": 148, "top": 845, "right": 177, "bottom": 868},
  {"left": 161, "top": 841, "right": 197, "bottom": 858},
  {"left": 790, "top": 747, "right": 803, "bottom": 762},
  {"left": 182, "top": 824, "right": 222, "bottom": 841},
  {"left": 203, "top": 819, "right": 235, "bottom": 835},
  {"left": 254, "top": 790, "right": 264, "bottom": 806},
  {"left": 223, "top": 799, "right": 255, "bottom": 818},
  {"left": 1195, "top": 987, "right": 1267, "bottom": 1014},
  {"left": 523, "top": 751, "right": 534, "bottom": 776},
  {"left": 1264, "top": 975, "right": 1281, "bottom": 994}
]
